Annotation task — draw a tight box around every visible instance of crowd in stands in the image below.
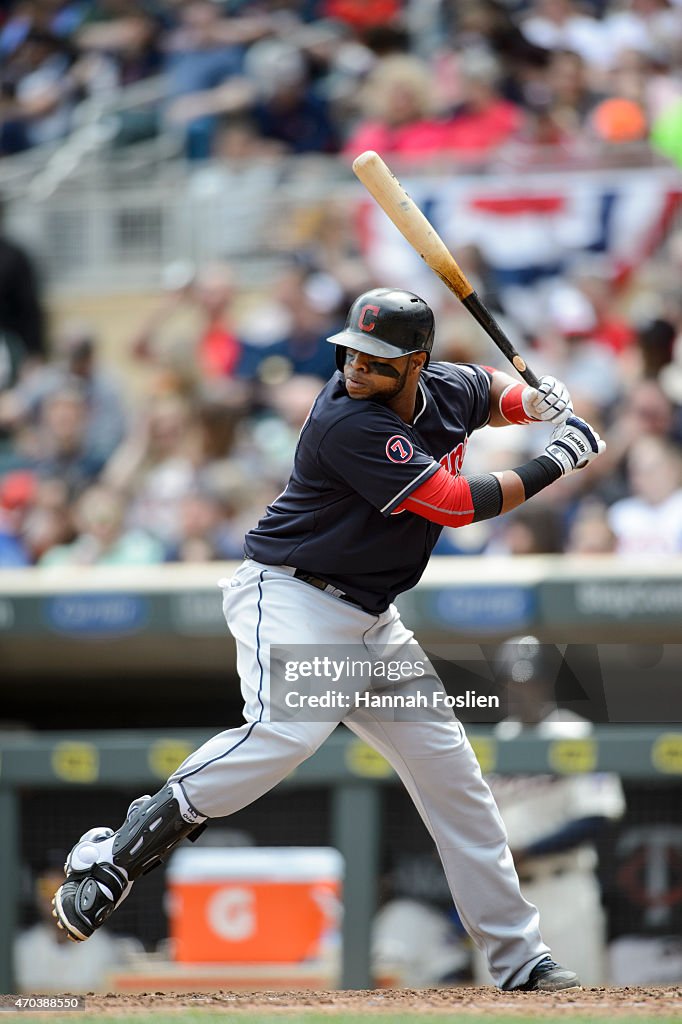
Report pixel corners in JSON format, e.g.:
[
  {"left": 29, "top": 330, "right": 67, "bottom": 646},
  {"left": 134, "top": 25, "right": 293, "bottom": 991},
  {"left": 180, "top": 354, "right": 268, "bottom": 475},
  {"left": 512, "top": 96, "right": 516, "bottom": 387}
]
[
  {"left": 0, "top": 0, "right": 682, "bottom": 566},
  {"left": 1, "top": 0, "right": 682, "bottom": 163},
  {"left": 1, "top": 221, "right": 682, "bottom": 566}
]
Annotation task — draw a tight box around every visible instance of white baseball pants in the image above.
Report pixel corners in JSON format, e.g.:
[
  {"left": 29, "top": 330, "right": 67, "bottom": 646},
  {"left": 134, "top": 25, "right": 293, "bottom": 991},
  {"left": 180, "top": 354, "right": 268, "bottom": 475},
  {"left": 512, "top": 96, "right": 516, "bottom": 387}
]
[{"left": 169, "top": 559, "right": 549, "bottom": 988}]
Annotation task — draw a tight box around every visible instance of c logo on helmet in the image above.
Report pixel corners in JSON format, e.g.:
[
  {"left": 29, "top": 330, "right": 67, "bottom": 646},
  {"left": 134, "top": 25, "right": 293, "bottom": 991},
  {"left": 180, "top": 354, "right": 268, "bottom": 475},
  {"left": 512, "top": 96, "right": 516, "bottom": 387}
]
[
  {"left": 358, "top": 304, "right": 380, "bottom": 332},
  {"left": 386, "top": 435, "right": 414, "bottom": 463}
]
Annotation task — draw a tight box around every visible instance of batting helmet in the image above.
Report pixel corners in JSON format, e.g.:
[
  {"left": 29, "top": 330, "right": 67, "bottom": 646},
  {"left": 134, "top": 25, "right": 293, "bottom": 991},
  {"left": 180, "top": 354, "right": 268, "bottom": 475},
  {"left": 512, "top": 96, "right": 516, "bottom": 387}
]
[{"left": 327, "top": 288, "right": 435, "bottom": 372}]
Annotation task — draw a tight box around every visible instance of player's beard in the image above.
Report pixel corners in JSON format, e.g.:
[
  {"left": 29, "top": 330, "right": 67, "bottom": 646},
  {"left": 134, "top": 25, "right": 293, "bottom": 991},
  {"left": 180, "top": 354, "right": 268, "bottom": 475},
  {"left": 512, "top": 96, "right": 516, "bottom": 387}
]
[{"left": 370, "top": 363, "right": 410, "bottom": 405}]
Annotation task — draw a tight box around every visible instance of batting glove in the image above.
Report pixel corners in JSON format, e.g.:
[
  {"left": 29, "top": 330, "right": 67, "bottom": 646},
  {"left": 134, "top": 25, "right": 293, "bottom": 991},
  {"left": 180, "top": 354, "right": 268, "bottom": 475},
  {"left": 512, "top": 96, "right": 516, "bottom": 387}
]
[
  {"left": 544, "top": 416, "right": 605, "bottom": 475},
  {"left": 522, "top": 375, "right": 573, "bottom": 424}
]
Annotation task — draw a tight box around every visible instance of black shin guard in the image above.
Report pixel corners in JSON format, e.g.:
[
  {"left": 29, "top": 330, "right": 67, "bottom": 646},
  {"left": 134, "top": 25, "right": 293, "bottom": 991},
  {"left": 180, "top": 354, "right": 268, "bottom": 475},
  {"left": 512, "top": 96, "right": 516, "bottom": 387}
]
[{"left": 112, "top": 785, "right": 207, "bottom": 879}]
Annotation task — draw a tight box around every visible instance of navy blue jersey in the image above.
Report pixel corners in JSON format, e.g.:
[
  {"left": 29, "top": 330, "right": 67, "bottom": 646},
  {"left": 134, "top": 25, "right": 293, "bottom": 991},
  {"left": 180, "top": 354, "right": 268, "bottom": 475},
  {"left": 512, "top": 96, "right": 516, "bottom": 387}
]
[{"left": 245, "top": 362, "right": 492, "bottom": 613}]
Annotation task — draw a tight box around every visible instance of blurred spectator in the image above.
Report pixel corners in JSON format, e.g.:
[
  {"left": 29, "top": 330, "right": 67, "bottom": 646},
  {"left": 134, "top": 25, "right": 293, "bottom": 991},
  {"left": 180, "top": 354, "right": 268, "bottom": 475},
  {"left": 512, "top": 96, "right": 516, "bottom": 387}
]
[
  {"left": 608, "top": 436, "right": 682, "bottom": 553},
  {"left": 0, "top": 196, "right": 45, "bottom": 380},
  {"left": 162, "top": 0, "right": 270, "bottom": 158},
  {"left": 1, "top": 320, "right": 128, "bottom": 463},
  {"left": 535, "top": 284, "right": 623, "bottom": 414},
  {"left": 372, "top": 849, "right": 470, "bottom": 986},
  {"left": 171, "top": 487, "right": 245, "bottom": 562},
  {"left": 0, "top": 30, "right": 78, "bottom": 152},
  {"left": 243, "top": 374, "right": 328, "bottom": 485},
  {"left": 544, "top": 49, "right": 602, "bottom": 139},
  {"left": 443, "top": 48, "right": 525, "bottom": 156},
  {"left": 606, "top": 48, "right": 652, "bottom": 112},
  {"left": 616, "top": 378, "right": 676, "bottom": 441},
  {"left": 486, "top": 504, "right": 565, "bottom": 556},
  {"left": 659, "top": 333, "right": 682, "bottom": 424},
  {"left": 475, "top": 636, "right": 626, "bottom": 986},
  {"left": 14, "top": 856, "right": 141, "bottom": 992},
  {"left": 5, "top": 386, "right": 106, "bottom": 496},
  {"left": 273, "top": 198, "right": 369, "bottom": 300},
  {"left": 132, "top": 261, "right": 243, "bottom": 385},
  {"left": 244, "top": 38, "right": 340, "bottom": 155},
  {"left": 164, "top": 0, "right": 241, "bottom": 98},
  {"left": 21, "top": 475, "right": 74, "bottom": 563},
  {"left": 520, "top": 0, "right": 605, "bottom": 68},
  {"left": 595, "top": 378, "right": 677, "bottom": 501},
  {"left": 164, "top": 0, "right": 271, "bottom": 97},
  {"left": 164, "top": 396, "right": 259, "bottom": 560},
  {"left": 602, "top": 0, "right": 682, "bottom": 71},
  {"left": 343, "top": 54, "right": 448, "bottom": 159},
  {"left": 566, "top": 500, "right": 617, "bottom": 553},
  {"left": 182, "top": 119, "right": 285, "bottom": 273},
  {"left": 294, "top": 17, "right": 371, "bottom": 118},
  {"left": 360, "top": 22, "right": 411, "bottom": 59},
  {"left": 40, "top": 483, "right": 165, "bottom": 566},
  {"left": 103, "top": 394, "right": 196, "bottom": 550},
  {"left": 0, "top": 1, "right": 86, "bottom": 55},
  {"left": 0, "top": 469, "right": 35, "bottom": 566},
  {"left": 635, "top": 317, "right": 676, "bottom": 377},
  {"left": 238, "top": 264, "right": 339, "bottom": 383},
  {"left": 190, "top": 396, "right": 246, "bottom": 470},
  {"left": 0, "top": 4, "right": 34, "bottom": 58},
  {"left": 200, "top": 460, "right": 272, "bottom": 557},
  {"left": 323, "top": 0, "right": 401, "bottom": 31},
  {"left": 442, "top": 0, "right": 551, "bottom": 107},
  {"left": 75, "top": 0, "right": 162, "bottom": 87},
  {"left": 572, "top": 265, "right": 636, "bottom": 356},
  {"left": 191, "top": 262, "right": 243, "bottom": 379}
]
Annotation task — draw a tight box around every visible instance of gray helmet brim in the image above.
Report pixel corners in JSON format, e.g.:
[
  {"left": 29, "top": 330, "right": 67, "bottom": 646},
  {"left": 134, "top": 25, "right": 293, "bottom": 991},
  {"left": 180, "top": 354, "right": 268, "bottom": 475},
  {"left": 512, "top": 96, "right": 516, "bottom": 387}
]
[{"left": 327, "top": 330, "right": 422, "bottom": 360}]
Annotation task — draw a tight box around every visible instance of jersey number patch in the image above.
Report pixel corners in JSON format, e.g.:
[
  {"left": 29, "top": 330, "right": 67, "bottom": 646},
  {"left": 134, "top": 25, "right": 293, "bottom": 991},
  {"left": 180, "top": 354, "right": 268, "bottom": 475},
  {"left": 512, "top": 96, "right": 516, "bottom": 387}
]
[{"left": 386, "top": 435, "right": 414, "bottom": 463}]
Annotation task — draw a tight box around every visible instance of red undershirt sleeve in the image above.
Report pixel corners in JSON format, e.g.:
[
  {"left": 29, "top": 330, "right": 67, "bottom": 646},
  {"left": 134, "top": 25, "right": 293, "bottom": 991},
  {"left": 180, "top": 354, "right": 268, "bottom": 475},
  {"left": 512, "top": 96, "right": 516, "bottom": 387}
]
[{"left": 395, "top": 465, "right": 476, "bottom": 527}]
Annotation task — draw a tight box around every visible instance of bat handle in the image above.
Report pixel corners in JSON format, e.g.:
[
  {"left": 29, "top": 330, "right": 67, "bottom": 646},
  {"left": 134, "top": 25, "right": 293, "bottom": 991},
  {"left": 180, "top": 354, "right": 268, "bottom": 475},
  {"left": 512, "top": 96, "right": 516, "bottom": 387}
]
[{"left": 462, "top": 292, "right": 540, "bottom": 389}]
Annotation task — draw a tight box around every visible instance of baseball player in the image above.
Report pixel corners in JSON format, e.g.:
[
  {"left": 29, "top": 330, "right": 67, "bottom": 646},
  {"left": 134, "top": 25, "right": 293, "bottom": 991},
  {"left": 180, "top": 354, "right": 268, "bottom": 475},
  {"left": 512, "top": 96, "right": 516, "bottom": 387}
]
[
  {"left": 53, "top": 288, "right": 605, "bottom": 991},
  {"left": 473, "top": 636, "right": 625, "bottom": 986}
]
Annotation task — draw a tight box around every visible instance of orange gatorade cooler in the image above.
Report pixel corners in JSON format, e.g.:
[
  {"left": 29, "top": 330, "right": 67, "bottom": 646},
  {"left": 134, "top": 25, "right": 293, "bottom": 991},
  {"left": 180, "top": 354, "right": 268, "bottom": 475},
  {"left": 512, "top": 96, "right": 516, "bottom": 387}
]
[{"left": 167, "top": 847, "right": 343, "bottom": 963}]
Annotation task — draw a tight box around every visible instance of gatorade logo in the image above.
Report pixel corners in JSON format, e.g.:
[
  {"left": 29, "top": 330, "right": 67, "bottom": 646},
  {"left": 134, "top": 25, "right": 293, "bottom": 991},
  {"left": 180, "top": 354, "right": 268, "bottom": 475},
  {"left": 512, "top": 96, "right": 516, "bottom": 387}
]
[
  {"left": 208, "top": 887, "right": 256, "bottom": 941},
  {"left": 386, "top": 435, "right": 414, "bottom": 463},
  {"left": 358, "top": 304, "right": 380, "bottom": 332}
]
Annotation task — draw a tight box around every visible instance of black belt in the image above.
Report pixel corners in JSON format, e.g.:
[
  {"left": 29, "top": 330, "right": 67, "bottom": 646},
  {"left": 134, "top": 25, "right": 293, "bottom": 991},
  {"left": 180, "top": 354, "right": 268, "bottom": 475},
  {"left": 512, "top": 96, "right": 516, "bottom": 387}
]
[
  {"left": 292, "top": 569, "right": 368, "bottom": 612},
  {"left": 244, "top": 558, "right": 373, "bottom": 614}
]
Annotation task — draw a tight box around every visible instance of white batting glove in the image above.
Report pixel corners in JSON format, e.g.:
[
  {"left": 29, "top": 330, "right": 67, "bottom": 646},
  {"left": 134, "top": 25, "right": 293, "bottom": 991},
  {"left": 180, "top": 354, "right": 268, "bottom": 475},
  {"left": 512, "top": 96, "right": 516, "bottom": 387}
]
[
  {"left": 522, "top": 375, "right": 573, "bottom": 424},
  {"left": 544, "top": 416, "right": 606, "bottom": 476}
]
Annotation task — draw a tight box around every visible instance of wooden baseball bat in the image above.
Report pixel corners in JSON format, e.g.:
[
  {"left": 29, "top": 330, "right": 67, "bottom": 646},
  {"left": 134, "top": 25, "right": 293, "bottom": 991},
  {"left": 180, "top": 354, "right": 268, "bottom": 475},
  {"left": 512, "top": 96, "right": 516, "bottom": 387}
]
[{"left": 352, "top": 150, "right": 539, "bottom": 388}]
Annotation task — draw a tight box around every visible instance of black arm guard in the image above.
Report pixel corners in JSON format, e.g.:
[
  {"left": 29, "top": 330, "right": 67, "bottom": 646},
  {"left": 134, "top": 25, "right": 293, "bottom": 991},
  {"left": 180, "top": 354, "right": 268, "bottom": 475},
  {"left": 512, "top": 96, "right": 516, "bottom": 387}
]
[
  {"left": 513, "top": 455, "right": 562, "bottom": 500},
  {"left": 468, "top": 474, "right": 503, "bottom": 522}
]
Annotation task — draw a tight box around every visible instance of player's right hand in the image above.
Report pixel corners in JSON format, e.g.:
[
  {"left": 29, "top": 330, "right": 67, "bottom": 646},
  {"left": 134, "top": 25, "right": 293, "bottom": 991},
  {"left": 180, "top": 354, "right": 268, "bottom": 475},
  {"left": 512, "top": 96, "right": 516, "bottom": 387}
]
[
  {"left": 544, "top": 415, "right": 605, "bottom": 475},
  {"left": 522, "top": 375, "right": 573, "bottom": 423}
]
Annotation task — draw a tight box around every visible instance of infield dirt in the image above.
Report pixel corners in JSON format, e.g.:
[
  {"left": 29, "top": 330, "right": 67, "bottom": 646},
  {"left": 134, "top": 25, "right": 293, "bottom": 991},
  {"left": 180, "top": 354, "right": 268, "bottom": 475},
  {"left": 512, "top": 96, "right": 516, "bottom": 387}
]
[{"left": 58, "top": 985, "right": 682, "bottom": 1016}]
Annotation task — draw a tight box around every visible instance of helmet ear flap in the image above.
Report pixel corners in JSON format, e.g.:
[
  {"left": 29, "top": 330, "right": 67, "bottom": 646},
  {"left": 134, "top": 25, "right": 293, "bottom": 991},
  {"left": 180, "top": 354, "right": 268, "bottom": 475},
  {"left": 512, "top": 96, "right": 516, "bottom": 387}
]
[{"left": 336, "top": 346, "right": 346, "bottom": 372}]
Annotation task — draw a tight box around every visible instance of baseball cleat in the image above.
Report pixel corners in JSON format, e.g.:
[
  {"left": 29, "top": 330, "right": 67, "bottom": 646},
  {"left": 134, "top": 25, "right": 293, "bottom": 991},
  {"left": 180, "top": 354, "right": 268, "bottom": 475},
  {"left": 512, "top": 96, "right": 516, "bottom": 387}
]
[
  {"left": 510, "top": 956, "right": 580, "bottom": 992},
  {"left": 53, "top": 853, "right": 131, "bottom": 942},
  {"left": 51, "top": 904, "right": 76, "bottom": 940},
  {"left": 52, "top": 783, "right": 207, "bottom": 941}
]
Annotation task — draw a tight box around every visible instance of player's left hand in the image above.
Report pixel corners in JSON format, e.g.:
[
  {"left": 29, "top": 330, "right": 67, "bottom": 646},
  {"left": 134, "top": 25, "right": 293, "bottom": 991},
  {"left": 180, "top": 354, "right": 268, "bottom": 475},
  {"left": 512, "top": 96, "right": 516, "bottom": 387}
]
[
  {"left": 545, "top": 415, "right": 606, "bottom": 475},
  {"left": 522, "top": 375, "right": 573, "bottom": 424}
]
